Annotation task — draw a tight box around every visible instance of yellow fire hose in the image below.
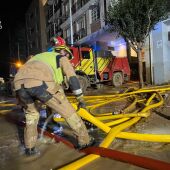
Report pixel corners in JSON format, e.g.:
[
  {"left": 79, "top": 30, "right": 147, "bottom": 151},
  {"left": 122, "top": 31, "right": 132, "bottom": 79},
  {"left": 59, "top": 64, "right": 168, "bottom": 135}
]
[
  {"left": 2, "top": 86, "right": 170, "bottom": 169},
  {"left": 58, "top": 92, "right": 167, "bottom": 170},
  {"left": 117, "top": 132, "right": 170, "bottom": 143},
  {"left": 0, "top": 110, "right": 12, "bottom": 115},
  {"left": 55, "top": 88, "right": 170, "bottom": 170},
  {"left": 59, "top": 117, "right": 142, "bottom": 170},
  {"left": 0, "top": 103, "right": 16, "bottom": 107}
]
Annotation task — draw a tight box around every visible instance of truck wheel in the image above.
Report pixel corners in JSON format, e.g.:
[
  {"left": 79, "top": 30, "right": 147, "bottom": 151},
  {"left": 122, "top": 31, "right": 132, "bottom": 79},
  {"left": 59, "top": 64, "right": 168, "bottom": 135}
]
[
  {"left": 112, "top": 72, "right": 123, "bottom": 87},
  {"left": 77, "top": 75, "right": 89, "bottom": 93}
]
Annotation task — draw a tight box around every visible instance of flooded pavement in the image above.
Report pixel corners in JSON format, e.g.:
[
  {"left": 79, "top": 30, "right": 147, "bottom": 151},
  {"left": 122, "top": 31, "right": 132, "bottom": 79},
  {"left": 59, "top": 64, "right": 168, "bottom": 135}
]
[
  {"left": 0, "top": 83, "right": 170, "bottom": 170},
  {"left": 0, "top": 116, "right": 20, "bottom": 170},
  {"left": 110, "top": 112, "right": 170, "bottom": 162}
]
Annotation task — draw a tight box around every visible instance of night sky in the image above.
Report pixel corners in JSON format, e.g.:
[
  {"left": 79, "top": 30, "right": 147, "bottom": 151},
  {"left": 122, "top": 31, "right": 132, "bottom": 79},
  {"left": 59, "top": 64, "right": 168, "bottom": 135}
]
[{"left": 0, "top": 0, "right": 31, "bottom": 79}]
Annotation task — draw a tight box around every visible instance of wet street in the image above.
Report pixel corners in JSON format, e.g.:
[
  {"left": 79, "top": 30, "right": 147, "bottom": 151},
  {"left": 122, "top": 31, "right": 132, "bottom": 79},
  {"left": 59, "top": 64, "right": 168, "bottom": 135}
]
[{"left": 0, "top": 84, "right": 170, "bottom": 170}]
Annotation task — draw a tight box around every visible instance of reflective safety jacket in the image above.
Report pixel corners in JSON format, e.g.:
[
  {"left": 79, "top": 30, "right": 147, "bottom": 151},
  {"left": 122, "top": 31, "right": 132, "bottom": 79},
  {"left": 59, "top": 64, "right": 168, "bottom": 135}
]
[
  {"left": 14, "top": 51, "right": 77, "bottom": 91},
  {"left": 30, "top": 52, "right": 64, "bottom": 84}
]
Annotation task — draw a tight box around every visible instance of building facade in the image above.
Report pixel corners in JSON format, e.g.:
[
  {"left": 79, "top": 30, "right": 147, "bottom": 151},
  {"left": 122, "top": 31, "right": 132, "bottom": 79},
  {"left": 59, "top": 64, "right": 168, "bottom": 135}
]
[
  {"left": 25, "top": 0, "right": 47, "bottom": 56},
  {"left": 46, "top": 0, "right": 113, "bottom": 46},
  {"left": 45, "top": 0, "right": 63, "bottom": 46},
  {"left": 34, "top": 0, "right": 170, "bottom": 85},
  {"left": 59, "top": 0, "right": 109, "bottom": 45}
]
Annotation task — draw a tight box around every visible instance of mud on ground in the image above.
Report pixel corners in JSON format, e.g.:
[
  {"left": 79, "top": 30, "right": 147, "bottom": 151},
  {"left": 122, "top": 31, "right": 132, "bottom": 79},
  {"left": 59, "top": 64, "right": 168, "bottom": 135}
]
[{"left": 0, "top": 84, "right": 170, "bottom": 170}]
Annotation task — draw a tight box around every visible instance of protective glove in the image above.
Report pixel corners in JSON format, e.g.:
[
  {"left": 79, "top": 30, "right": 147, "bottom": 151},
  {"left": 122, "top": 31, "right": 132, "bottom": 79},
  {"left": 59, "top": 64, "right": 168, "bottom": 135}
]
[
  {"left": 76, "top": 95, "right": 86, "bottom": 111},
  {"left": 77, "top": 101, "right": 86, "bottom": 109}
]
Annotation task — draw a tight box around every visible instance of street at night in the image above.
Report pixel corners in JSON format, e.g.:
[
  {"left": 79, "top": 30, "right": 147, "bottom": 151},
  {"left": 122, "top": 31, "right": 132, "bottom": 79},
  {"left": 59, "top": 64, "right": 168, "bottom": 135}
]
[{"left": 0, "top": 0, "right": 170, "bottom": 170}]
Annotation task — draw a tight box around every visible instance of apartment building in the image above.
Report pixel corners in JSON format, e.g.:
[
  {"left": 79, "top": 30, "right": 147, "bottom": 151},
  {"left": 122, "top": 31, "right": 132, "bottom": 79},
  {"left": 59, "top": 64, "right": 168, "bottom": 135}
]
[
  {"left": 60, "top": 0, "right": 109, "bottom": 45},
  {"left": 45, "top": 0, "right": 63, "bottom": 45},
  {"left": 42, "top": 0, "right": 170, "bottom": 84},
  {"left": 46, "top": 0, "right": 113, "bottom": 45},
  {"left": 25, "top": 0, "right": 47, "bottom": 55}
]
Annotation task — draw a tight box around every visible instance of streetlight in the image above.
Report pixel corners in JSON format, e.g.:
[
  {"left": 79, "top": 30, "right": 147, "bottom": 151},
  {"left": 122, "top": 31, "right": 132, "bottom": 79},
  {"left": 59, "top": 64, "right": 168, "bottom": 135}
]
[
  {"left": 15, "top": 61, "right": 22, "bottom": 68},
  {"left": 69, "top": 0, "right": 73, "bottom": 45}
]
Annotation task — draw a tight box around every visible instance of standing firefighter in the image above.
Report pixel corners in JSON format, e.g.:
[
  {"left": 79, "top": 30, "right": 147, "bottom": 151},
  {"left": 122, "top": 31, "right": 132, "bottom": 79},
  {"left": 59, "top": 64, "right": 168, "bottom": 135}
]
[{"left": 14, "top": 36, "right": 94, "bottom": 156}]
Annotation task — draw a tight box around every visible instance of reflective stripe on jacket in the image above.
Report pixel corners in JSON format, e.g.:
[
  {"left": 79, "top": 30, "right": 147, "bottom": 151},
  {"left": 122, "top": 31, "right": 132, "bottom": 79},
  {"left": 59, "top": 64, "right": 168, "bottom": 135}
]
[{"left": 30, "top": 52, "right": 64, "bottom": 84}]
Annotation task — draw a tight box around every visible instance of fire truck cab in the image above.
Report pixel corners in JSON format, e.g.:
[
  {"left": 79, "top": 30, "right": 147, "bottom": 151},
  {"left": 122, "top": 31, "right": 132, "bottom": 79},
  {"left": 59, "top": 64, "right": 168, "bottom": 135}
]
[{"left": 69, "top": 46, "right": 131, "bottom": 91}]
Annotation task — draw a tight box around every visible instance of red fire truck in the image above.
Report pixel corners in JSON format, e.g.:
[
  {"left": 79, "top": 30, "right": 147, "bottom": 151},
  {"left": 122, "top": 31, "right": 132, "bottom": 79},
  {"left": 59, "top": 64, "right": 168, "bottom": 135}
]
[{"left": 69, "top": 46, "right": 131, "bottom": 91}]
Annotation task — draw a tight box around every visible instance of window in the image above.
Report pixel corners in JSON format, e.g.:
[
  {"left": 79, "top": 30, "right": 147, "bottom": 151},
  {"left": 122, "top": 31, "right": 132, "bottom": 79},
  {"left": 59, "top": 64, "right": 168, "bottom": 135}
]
[
  {"left": 66, "top": 27, "right": 71, "bottom": 43},
  {"left": 76, "top": 0, "right": 89, "bottom": 9},
  {"left": 48, "top": 6, "right": 53, "bottom": 19},
  {"left": 72, "top": 3, "right": 76, "bottom": 14},
  {"left": 77, "top": 0, "right": 82, "bottom": 9},
  {"left": 81, "top": 51, "right": 90, "bottom": 59},
  {"left": 66, "top": 27, "right": 71, "bottom": 37},
  {"left": 47, "top": 24, "right": 54, "bottom": 41},
  {"left": 77, "top": 17, "right": 85, "bottom": 31},
  {"left": 50, "top": 24, "right": 54, "bottom": 36},
  {"left": 30, "top": 27, "right": 34, "bottom": 34},
  {"left": 82, "top": 0, "right": 90, "bottom": 6},
  {"left": 168, "top": 32, "right": 170, "bottom": 41},
  {"left": 91, "top": 7, "right": 100, "bottom": 22},
  {"left": 54, "top": 2, "right": 58, "bottom": 13},
  {"left": 104, "top": 50, "right": 113, "bottom": 58},
  {"left": 76, "top": 17, "right": 86, "bottom": 39},
  {"left": 65, "top": 2, "right": 69, "bottom": 17}
]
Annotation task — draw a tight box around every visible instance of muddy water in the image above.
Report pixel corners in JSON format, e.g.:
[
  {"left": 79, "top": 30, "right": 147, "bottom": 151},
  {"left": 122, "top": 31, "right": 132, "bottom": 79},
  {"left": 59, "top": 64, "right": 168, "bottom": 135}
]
[
  {"left": 0, "top": 116, "right": 20, "bottom": 170},
  {"left": 1, "top": 85, "right": 170, "bottom": 170}
]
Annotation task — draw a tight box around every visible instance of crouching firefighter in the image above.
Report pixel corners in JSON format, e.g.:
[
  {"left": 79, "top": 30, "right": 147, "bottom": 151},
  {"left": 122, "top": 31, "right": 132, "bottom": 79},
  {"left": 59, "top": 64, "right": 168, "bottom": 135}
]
[{"left": 14, "top": 36, "right": 94, "bottom": 156}]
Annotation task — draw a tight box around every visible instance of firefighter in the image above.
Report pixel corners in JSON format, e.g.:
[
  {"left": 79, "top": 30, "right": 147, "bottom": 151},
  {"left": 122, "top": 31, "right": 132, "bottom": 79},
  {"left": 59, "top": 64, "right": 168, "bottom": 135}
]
[{"left": 14, "top": 36, "right": 94, "bottom": 156}]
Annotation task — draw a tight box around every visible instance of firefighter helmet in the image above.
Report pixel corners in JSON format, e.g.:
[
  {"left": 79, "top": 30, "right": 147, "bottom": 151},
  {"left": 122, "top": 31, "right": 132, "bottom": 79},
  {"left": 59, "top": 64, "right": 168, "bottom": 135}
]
[
  {"left": 50, "top": 36, "right": 66, "bottom": 46},
  {"left": 50, "top": 36, "right": 73, "bottom": 59}
]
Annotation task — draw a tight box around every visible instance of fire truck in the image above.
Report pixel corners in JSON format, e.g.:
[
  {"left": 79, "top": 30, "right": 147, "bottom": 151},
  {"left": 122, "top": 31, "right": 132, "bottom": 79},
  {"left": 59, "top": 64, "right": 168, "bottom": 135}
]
[{"left": 69, "top": 46, "right": 131, "bottom": 91}]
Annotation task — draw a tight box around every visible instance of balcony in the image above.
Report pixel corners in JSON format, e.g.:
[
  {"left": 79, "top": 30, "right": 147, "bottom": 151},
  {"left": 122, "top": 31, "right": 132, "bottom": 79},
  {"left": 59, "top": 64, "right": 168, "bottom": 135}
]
[
  {"left": 66, "top": 28, "right": 87, "bottom": 44},
  {"left": 73, "top": 28, "right": 87, "bottom": 42}
]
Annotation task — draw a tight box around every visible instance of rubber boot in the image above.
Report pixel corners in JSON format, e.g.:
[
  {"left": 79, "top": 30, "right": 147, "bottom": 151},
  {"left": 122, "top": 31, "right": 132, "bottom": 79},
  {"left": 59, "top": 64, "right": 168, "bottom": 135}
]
[
  {"left": 25, "top": 147, "right": 40, "bottom": 156},
  {"left": 65, "top": 113, "right": 91, "bottom": 146},
  {"left": 76, "top": 137, "right": 96, "bottom": 150}
]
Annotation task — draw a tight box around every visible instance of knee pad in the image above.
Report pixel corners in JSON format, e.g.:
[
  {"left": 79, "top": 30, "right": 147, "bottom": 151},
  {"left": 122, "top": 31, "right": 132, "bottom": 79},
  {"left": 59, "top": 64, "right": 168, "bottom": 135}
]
[
  {"left": 25, "top": 113, "right": 39, "bottom": 125},
  {"left": 25, "top": 104, "right": 40, "bottom": 125}
]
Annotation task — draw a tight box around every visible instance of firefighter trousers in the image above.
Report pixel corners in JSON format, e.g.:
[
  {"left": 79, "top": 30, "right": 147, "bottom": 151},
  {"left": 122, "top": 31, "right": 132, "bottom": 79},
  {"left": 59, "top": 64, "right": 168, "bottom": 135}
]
[
  {"left": 45, "top": 90, "right": 91, "bottom": 146},
  {"left": 16, "top": 83, "right": 90, "bottom": 149}
]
